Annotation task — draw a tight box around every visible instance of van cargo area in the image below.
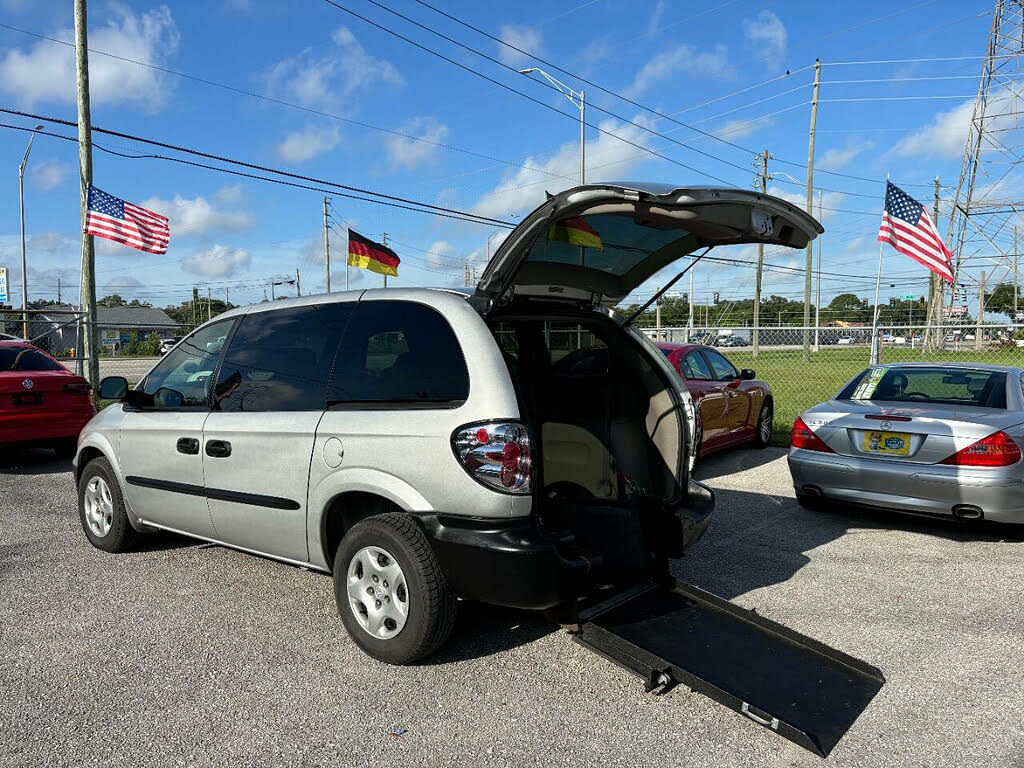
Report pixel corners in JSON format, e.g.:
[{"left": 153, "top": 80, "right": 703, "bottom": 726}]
[{"left": 488, "top": 305, "right": 883, "bottom": 756}]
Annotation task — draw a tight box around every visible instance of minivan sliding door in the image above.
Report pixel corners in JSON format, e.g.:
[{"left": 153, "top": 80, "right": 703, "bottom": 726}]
[{"left": 202, "top": 303, "right": 353, "bottom": 562}]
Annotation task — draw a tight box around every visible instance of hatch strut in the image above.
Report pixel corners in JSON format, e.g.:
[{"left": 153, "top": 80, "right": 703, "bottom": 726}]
[{"left": 624, "top": 246, "right": 714, "bottom": 326}]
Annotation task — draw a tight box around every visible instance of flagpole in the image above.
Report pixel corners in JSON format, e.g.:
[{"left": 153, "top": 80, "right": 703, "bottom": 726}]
[{"left": 870, "top": 174, "right": 889, "bottom": 365}]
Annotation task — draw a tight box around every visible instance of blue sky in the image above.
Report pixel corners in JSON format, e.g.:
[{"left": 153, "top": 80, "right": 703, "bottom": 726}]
[{"left": 0, "top": 0, "right": 1011, "bottom": 319}]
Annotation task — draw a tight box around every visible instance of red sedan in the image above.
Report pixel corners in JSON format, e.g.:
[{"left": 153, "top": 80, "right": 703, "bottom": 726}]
[
  {"left": 657, "top": 343, "right": 773, "bottom": 457},
  {"left": 0, "top": 341, "right": 95, "bottom": 458}
]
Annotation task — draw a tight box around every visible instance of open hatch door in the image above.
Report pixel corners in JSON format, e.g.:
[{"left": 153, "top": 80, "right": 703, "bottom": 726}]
[
  {"left": 575, "top": 581, "right": 884, "bottom": 757},
  {"left": 473, "top": 183, "right": 823, "bottom": 312}
]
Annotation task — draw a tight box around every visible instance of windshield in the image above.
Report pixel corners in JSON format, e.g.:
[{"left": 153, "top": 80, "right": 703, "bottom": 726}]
[
  {"left": 838, "top": 366, "right": 1007, "bottom": 409},
  {"left": 528, "top": 213, "right": 695, "bottom": 276},
  {"left": 0, "top": 347, "right": 63, "bottom": 372}
]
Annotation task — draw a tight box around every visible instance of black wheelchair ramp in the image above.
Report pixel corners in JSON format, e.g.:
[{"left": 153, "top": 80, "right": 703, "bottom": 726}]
[{"left": 575, "top": 581, "right": 884, "bottom": 757}]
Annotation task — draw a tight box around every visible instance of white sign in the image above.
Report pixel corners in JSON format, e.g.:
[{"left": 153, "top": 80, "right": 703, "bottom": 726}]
[
  {"left": 943, "top": 306, "right": 968, "bottom": 316},
  {"left": 101, "top": 329, "right": 121, "bottom": 342},
  {"left": 0, "top": 266, "right": 7, "bottom": 304}
]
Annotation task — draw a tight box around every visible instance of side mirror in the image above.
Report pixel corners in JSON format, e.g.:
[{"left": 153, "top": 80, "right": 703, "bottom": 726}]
[
  {"left": 98, "top": 376, "right": 128, "bottom": 400},
  {"left": 154, "top": 387, "right": 185, "bottom": 408},
  {"left": 740, "top": 369, "right": 756, "bottom": 381}
]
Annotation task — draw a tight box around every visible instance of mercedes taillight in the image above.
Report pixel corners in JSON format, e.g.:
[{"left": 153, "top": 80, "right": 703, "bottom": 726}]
[
  {"left": 452, "top": 422, "right": 532, "bottom": 494},
  {"left": 940, "top": 430, "right": 1021, "bottom": 467},
  {"left": 790, "top": 417, "right": 833, "bottom": 453}
]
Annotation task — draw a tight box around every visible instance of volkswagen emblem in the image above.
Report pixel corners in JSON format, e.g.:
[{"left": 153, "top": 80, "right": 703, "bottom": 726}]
[
  {"left": 21, "top": 379, "right": 34, "bottom": 390},
  {"left": 880, "top": 420, "right": 892, "bottom": 431}
]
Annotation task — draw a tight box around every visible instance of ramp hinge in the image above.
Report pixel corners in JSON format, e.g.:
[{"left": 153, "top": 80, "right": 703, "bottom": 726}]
[{"left": 644, "top": 670, "right": 677, "bottom": 696}]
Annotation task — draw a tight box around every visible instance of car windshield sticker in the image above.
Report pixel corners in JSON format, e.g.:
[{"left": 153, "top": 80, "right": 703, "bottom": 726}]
[{"left": 852, "top": 367, "right": 888, "bottom": 400}]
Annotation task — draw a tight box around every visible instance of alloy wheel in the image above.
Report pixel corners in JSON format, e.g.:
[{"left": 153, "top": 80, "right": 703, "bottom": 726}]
[{"left": 83, "top": 476, "right": 114, "bottom": 538}]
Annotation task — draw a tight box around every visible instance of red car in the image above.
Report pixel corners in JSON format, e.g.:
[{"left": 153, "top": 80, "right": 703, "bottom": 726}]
[
  {"left": 0, "top": 341, "right": 95, "bottom": 458},
  {"left": 657, "top": 343, "right": 773, "bottom": 457}
]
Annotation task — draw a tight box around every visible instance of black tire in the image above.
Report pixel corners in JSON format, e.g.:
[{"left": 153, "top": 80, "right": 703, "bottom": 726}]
[
  {"left": 796, "top": 493, "right": 823, "bottom": 511},
  {"left": 53, "top": 438, "right": 78, "bottom": 460},
  {"left": 78, "top": 457, "right": 139, "bottom": 553},
  {"left": 333, "top": 513, "right": 456, "bottom": 665},
  {"left": 752, "top": 401, "right": 773, "bottom": 449}
]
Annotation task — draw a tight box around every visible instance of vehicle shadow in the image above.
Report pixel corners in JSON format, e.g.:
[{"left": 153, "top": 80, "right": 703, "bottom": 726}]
[
  {"left": 424, "top": 601, "right": 557, "bottom": 665},
  {"left": 676, "top": 486, "right": 1023, "bottom": 601},
  {"left": 0, "top": 448, "right": 73, "bottom": 476},
  {"left": 693, "top": 446, "right": 780, "bottom": 481}
]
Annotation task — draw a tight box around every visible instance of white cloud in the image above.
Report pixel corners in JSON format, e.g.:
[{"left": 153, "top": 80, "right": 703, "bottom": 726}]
[
  {"left": 891, "top": 89, "right": 1022, "bottom": 159},
  {"left": 276, "top": 125, "right": 341, "bottom": 163},
  {"left": 743, "top": 10, "right": 787, "bottom": 68},
  {"left": 819, "top": 138, "right": 875, "bottom": 170},
  {"left": 767, "top": 185, "right": 844, "bottom": 222},
  {"left": 625, "top": 44, "right": 729, "bottom": 98},
  {"left": 29, "top": 160, "right": 69, "bottom": 192},
  {"left": 0, "top": 6, "right": 179, "bottom": 111},
  {"left": 423, "top": 241, "right": 457, "bottom": 270},
  {"left": 267, "top": 26, "right": 402, "bottom": 110},
  {"left": 646, "top": 1, "right": 666, "bottom": 36},
  {"left": 182, "top": 245, "right": 250, "bottom": 278},
  {"left": 713, "top": 114, "right": 776, "bottom": 140},
  {"left": 215, "top": 184, "right": 244, "bottom": 204},
  {"left": 385, "top": 117, "right": 449, "bottom": 170},
  {"left": 471, "top": 115, "right": 655, "bottom": 220},
  {"left": 576, "top": 39, "right": 612, "bottom": 72},
  {"left": 140, "top": 194, "right": 253, "bottom": 237},
  {"left": 103, "top": 276, "right": 144, "bottom": 293},
  {"left": 498, "top": 25, "right": 542, "bottom": 67}
]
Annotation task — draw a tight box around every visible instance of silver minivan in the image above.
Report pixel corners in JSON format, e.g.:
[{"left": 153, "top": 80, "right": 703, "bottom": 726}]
[{"left": 75, "top": 183, "right": 823, "bottom": 668}]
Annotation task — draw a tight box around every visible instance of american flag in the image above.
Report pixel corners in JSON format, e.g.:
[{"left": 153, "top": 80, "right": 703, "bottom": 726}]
[
  {"left": 85, "top": 186, "right": 170, "bottom": 254},
  {"left": 877, "top": 181, "right": 954, "bottom": 283}
]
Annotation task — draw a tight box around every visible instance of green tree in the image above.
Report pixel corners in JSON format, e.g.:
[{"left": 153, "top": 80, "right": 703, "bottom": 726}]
[{"left": 984, "top": 282, "right": 1022, "bottom": 319}]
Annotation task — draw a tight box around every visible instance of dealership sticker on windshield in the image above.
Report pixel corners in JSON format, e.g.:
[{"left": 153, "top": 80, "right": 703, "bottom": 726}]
[{"left": 852, "top": 367, "right": 888, "bottom": 400}]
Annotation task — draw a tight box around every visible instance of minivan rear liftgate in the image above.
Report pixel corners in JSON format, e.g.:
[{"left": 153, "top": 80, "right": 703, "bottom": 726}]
[{"left": 573, "top": 580, "right": 885, "bottom": 757}]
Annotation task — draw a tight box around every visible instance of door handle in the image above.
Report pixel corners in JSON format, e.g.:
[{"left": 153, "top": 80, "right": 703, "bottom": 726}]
[
  {"left": 205, "top": 439, "right": 232, "bottom": 458},
  {"left": 176, "top": 437, "right": 199, "bottom": 455}
]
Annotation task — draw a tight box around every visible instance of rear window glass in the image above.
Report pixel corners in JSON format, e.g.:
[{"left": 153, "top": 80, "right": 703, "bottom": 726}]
[
  {"left": 329, "top": 301, "right": 468, "bottom": 405},
  {"left": 528, "top": 213, "right": 692, "bottom": 276},
  {"left": 0, "top": 347, "right": 62, "bottom": 372},
  {"left": 838, "top": 367, "right": 1007, "bottom": 409}
]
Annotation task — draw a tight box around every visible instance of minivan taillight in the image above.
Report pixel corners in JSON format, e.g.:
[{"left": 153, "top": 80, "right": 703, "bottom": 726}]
[
  {"left": 790, "top": 417, "right": 833, "bottom": 453},
  {"left": 452, "top": 422, "right": 532, "bottom": 494},
  {"left": 940, "top": 430, "right": 1021, "bottom": 467}
]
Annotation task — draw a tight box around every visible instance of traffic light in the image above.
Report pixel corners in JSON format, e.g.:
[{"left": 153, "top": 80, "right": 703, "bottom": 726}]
[
  {"left": 919, "top": 296, "right": 926, "bottom": 305},
  {"left": 713, "top": 291, "right": 720, "bottom": 304},
  {"left": 889, "top": 297, "right": 895, "bottom": 306}
]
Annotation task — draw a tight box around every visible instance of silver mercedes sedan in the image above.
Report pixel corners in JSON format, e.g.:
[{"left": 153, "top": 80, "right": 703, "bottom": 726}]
[{"left": 788, "top": 363, "right": 1024, "bottom": 524}]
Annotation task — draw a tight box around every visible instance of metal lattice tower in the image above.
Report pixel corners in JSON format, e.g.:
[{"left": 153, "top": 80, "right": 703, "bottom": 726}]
[{"left": 946, "top": 0, "right": 1024, "bottom": 311}]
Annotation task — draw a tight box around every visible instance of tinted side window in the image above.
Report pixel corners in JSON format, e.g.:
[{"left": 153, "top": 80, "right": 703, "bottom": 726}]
[
  {"left": 214, "top": 303, "right": 353, "bottom": 412},
  {"left": 143, "top": 320, "right": 233, "bottom": 407},
  {"left": 703, "top": 349, "right": 738, "bottom": 381},
  {"left": 683, "top": 351, "right": 712, "bottom": 380},
  {"left": 329, "top": 301, "right": 469, "bottom": 404}
]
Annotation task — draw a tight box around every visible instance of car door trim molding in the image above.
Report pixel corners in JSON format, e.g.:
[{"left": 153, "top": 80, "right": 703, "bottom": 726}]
[{"left": 124, "top": 475, "right": 300, "bottom": 511}]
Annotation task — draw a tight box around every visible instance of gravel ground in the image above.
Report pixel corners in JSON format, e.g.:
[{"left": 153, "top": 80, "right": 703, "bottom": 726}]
[{"left": 2, "top": 446, "right": 1022, "bottom": 767}]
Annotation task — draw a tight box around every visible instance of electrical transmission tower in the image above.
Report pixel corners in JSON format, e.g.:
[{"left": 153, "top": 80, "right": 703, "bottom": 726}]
[{"left": 946, "top": 0, "right": 1024, "bottom": 326}]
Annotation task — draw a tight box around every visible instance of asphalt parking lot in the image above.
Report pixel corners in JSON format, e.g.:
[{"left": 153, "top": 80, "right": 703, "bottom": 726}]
[{"left": 2, "top": 447, "right": 1022, "bottom": 767}]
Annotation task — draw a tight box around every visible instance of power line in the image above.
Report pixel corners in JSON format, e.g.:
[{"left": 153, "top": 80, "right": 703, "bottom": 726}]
[
  {"left": 0, "top": 22, "right": 576, "bottom": 186},
  {"left": 0, "top": 111, "right": 516, "bottom": 228}
]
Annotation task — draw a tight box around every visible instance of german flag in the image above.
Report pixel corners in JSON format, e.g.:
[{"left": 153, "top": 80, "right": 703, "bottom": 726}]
[
  {"left": 547, "top": 216, "right": 603, "bottom": 251},
  {"left": 348, "top": 229, "right": 400, "bottom": 277}
]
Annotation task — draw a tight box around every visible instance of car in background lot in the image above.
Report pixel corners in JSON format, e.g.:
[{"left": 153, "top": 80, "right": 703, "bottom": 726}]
[
  {"left": 158, "top": 337, "right": 180, "bottom": 355},
  {"left": 789, "top": 363, "right": 1024, "bottom": 524},
  {"left": 0, "top": 340, "right": 95, "bottom": 458},
  {"left": 657, "top": 342, "right": 773, "bottom": 457},
  {"left": 715, "top": 335, "right": 748, "bottom": 347}
]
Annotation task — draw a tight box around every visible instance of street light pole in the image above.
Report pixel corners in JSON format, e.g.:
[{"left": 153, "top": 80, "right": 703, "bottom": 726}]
[
  {"left": 519, "top": 68, "right": 585, "bottom": 183},
  {"left": 18, "top": 125, "right": 44, "bottom": 339}
]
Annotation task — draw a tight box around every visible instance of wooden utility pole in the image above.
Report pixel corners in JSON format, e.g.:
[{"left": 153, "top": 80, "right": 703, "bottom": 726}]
[
  {"left": 57, "top": 277, "right": 61, "bottom": 304},
  {"left": 75, "top": 0, "right": 98, "bottom": 386},
  {"left": 803, "top": 59, "right": 821, "bottom": 363},
  {"left": 382, "top": 233, "right": 388, "bottom": 288},
  {"left": 323, "top": 196, "right": 331, "bottom": 293},
  {"left": 924, "top": 177, "right": 944, "bottom": 348},
  {"left": 976, "top": 270, "right": 985, "bottom": 350},
  {"left": 814, "top": 189, "right": 822, "bottom": 351},
  {"left": 1014, "top": 226, "right": 1019, "bottom": 322},
  {"left": 753, "top": 149, "right": 771, "bottom": 358},
  {"left": 206, "top": 287, "right": 211, "bottom": 321},
  {"left": 296, "top": 268, "right": 301, "bottom": 296}
]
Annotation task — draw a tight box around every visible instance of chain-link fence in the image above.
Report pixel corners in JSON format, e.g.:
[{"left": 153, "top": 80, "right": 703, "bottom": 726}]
[{"left": 642, "top": 324, "right": 1024, "bottom": 443}]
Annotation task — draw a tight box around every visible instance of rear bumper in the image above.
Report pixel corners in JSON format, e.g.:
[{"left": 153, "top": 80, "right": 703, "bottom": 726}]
[
  {"left": 788, "top": 448, "right": 1024, "bottom": 524},
  {"left": 418, "top": 515, "right": 589, "bottom": 610},
  {"left": 0, "top": 409, "right": 92, "bottom": 444}
]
